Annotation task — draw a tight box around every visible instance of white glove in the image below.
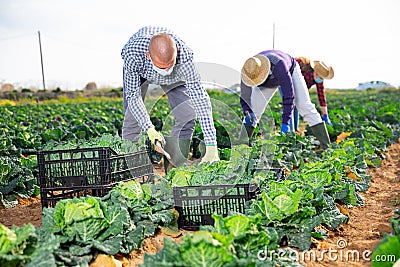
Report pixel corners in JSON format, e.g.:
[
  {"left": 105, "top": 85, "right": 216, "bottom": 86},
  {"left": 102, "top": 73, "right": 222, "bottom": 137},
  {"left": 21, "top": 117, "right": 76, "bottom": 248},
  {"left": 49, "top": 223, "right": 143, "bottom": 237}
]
[{"left": 200, "top": 145, "right": 220, "bottom": 164}]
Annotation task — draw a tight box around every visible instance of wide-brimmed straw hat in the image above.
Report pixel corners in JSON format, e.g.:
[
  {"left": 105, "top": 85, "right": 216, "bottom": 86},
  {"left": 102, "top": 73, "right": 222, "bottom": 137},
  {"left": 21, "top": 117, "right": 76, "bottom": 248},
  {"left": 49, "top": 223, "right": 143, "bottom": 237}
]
[
  {"left": 311, "top": 60, "right": 334, "bottom": 80},
  {"left": 241, "top": 54, "right": 271, "bottom": 86}
]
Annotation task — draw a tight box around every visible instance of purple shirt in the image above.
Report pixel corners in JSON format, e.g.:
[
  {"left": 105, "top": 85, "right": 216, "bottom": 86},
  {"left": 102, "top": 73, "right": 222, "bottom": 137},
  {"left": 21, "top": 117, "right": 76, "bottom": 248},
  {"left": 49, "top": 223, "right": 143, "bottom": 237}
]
[{"left": 240, "top": 50, "right": 296, "bottom": 125}]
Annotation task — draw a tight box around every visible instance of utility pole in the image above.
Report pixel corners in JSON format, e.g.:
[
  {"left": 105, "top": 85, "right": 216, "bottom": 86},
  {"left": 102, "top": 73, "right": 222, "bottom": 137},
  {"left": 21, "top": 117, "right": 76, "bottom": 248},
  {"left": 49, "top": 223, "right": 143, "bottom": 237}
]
[
  {"left": 272, "top": 22, "right": 275, "bottom": 49},
  {"left": 38, "top": 31, "right": 46, "bottom": 90}
]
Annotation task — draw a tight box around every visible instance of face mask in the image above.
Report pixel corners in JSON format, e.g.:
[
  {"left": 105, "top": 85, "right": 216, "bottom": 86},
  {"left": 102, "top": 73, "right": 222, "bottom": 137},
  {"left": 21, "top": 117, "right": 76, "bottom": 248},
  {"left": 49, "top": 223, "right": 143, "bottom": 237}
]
[
  {"left": 314, "top": 77, "right": 323, "bottom": 84},
  {"left": 153, "top": 64, "right": 174, "bottom": 76}
]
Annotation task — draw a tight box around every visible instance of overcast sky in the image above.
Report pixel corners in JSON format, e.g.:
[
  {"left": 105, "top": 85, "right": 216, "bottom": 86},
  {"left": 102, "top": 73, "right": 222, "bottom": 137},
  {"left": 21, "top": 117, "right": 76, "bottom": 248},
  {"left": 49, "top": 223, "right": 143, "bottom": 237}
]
[{"left": 0, "top": 0, "right": 399, "bottom": 90}]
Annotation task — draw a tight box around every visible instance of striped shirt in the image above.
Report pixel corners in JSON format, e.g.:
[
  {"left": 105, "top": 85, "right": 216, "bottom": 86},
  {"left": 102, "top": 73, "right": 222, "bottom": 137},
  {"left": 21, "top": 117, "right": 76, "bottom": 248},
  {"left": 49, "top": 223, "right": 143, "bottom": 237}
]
[{"left": 121, "top": 26, "right": 217, "bottom": 145}]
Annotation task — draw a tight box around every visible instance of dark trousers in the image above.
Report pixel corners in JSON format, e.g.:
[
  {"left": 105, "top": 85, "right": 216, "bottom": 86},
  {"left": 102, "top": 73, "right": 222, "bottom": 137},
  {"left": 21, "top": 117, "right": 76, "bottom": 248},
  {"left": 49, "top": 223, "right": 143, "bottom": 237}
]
[{"left": 122, "top": 77, "right": 196, "bottom": 141}]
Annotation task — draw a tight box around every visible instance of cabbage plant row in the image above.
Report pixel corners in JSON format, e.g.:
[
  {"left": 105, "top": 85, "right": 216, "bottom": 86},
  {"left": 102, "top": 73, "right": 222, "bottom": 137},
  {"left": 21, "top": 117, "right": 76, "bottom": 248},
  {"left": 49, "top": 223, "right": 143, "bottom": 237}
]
[{"left": 0, "top": 89, "right": 399, "bottom": 266}]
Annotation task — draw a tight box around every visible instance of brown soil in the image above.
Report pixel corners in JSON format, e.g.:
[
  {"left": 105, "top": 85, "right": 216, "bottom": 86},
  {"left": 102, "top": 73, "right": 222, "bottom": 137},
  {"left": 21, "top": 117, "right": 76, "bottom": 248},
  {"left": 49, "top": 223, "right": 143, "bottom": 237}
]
[
  {"left": 0, "top": 141, "right": 399, "bottom": 267},
  {"left": 301, "top": 139, "right": 400, "bottom": 266}
]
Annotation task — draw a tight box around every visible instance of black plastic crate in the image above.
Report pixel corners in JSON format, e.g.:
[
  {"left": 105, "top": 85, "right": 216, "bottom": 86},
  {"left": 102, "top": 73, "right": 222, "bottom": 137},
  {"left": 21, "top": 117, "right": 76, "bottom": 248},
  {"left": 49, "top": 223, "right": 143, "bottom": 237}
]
[
  {"left": 173, "top": 168, "right": 285, "bottom": 230},
  {"left": 37, "top": 147, "right": 154, "bottom": 208},
  {"left": 173, "top": 183, "right": 259, "bottom": 230}
]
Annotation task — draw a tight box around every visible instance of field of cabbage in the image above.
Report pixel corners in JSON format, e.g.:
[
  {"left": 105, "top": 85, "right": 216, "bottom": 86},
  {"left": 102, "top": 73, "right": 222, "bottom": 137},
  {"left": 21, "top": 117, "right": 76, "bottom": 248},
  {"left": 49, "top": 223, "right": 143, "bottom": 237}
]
[{"left": 0, "top": 88, "right": 399, "bottom": 266}]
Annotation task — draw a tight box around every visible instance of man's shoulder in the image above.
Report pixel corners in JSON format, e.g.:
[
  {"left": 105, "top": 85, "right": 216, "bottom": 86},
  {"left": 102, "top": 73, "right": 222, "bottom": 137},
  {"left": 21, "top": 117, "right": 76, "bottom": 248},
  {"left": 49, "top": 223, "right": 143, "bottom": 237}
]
[
  {"left": 121, "top": 37, "right": 148, "bottom": 62},
  {"left": 176, "top": 44, "right": 194, "bottom": 64}
]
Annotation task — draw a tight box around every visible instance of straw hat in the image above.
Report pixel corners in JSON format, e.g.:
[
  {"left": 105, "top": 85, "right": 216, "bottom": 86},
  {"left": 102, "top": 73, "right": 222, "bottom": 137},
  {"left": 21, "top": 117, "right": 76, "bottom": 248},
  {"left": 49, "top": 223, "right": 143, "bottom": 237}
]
[
  {"left": 311, "top": 61, "right": 334, "bottom": 80},
  {"left": 241, "top": 54, "right": 271, "bottom": 86}
]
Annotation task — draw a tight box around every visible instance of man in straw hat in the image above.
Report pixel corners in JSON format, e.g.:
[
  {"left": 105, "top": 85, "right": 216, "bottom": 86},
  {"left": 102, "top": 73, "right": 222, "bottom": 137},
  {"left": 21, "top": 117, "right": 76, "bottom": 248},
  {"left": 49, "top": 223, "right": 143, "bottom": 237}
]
[
  {"left": 121, "top": 26, "right": 219, "bottom": 171},
  {"left": 240, "top": 49, "right": 331, "bottom": 149},
  {"left": 283, "top": 57, "right": 334, "bottom": 131}
]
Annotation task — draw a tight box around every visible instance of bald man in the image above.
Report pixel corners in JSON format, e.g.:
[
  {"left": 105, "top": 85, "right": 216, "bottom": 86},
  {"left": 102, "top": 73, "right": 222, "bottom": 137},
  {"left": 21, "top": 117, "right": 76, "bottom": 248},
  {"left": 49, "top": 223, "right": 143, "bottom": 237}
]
[{"left": 121, "top": 26, "right": 219, "bottom": 170}]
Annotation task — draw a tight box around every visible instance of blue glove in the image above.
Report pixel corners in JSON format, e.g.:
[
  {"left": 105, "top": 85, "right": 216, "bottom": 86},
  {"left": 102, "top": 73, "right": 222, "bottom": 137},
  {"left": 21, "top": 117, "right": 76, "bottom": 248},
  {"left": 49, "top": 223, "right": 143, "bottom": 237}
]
[
  {"left": 323, "top": 114, "right": 333, "bottom": 126},
  {"left": 244, "top": 111, "right": 256, "bottom": 127},
  {"left": 280, "top": 123, "right": 290, "bottom": 133}
]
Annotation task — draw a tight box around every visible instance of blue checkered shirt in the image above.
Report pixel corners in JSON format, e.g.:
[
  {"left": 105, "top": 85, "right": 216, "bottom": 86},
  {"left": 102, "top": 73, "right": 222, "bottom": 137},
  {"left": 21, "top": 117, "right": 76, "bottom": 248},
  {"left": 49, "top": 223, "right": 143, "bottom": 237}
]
[{"left": 121, "top": 26, "right": 217, "bottom": 145}]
